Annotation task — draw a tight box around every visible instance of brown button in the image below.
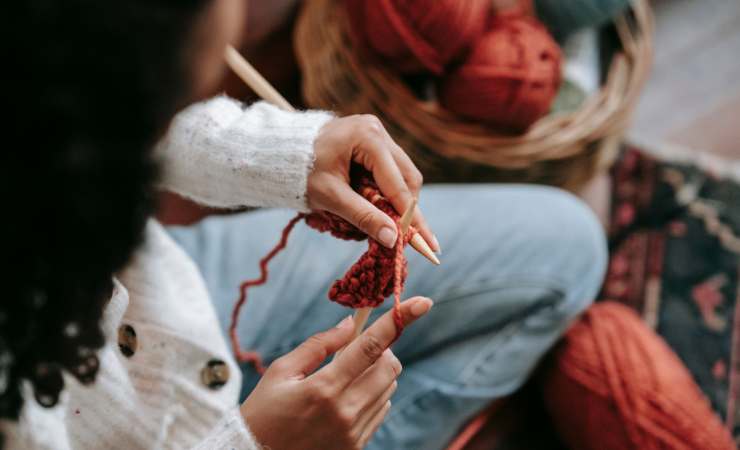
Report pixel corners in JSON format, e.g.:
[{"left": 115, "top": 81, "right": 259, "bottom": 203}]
[
  {"left": 118, "top": 324, "right": 137, "bottom": 357},
  {"left": 201, "top": 359, "right": 230, "bottom": 389},
  {"left": 35, "top": 391, "right": 59, "bottom": 408}
]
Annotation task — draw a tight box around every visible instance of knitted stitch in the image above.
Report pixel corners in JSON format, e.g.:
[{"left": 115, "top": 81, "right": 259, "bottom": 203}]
[{"left": 230, "top": 170, "right": 412, "bottom": 373}]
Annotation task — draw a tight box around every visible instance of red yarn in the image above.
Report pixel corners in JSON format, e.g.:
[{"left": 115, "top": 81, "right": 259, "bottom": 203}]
[
  {"left": 439, "top": 15, "right": 562, "bottom": 131},
  {"left": 229, "top": 172, "right": 412, "bottom": 373},
  {"left": 344, "top": 0, "right": 491, "bottom": 74},
  {"left": 542, "top": 302, "right": 735, "bottom": 450}
]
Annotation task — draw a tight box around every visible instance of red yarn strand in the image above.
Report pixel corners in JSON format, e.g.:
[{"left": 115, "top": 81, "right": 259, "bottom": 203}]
[
  {"left": 229, "top": 213, "right": 306, "bottom": 374},
  {"left": 391, "top": 223, "right": 406, "bottom": 340}
]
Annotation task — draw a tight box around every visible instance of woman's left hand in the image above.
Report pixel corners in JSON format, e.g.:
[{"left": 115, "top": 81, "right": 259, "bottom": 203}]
[{"left": 307, "top": 114, "right": 439, "bottom": 251}]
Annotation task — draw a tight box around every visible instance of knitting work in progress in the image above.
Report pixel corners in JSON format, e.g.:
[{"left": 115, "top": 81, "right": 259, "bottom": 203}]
[{"left": 229, "top": 170, "right": 413, "bottom": 374}]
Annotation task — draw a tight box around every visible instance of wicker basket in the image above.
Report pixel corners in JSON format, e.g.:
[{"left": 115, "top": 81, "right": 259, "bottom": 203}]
[{"left": 294, "top": 0, "right": 654, "bottom": 190}]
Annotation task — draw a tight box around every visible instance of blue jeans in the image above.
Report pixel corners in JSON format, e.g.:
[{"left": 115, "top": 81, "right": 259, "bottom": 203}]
[{"left": 167, "top": 185, "right": 607, "bottom": 450}]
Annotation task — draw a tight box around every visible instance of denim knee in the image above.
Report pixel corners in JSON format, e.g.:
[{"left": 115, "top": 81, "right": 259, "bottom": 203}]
[
  {"left": 420, "top": 184, "right": 607, "bottom": 321},
  {"left": 534, "top": 187, "right": 608, "bottom": 320}
]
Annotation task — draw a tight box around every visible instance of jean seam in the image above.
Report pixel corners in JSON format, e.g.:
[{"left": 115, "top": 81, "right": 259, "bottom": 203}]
[
  {"left": 385, "top": 381, "right": 442, "bottom": 422},
  {"left": 404, "top": 296, "right": 558, "bottom": 395},
  {"left": 425, "top": 273, "right": 569, "bottom": 308},
  {"left": 458, "top": 316, "right": 530, "bottom": 388}
]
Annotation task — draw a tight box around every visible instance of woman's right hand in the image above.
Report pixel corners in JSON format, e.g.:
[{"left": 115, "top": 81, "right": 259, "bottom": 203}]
[{"left": 240, "top": 297, "right": 433, "bottom": 450}]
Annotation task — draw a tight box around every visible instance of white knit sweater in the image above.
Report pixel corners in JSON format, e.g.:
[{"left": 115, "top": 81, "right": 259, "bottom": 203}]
[{"left": 0, "top": 97, "right": 334, "bottom": 449}]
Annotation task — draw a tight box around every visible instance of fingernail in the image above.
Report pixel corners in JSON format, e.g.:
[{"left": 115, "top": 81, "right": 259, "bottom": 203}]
[
  {"left": 378, "top": 226, "right": 398, "bottom": 248},
  {"left": 392, "top": 358, "right": 402, "bottom": 375},
  {"left": 432, "top": 235, "right": 441, "bottom": 254},
  {"left": 410, "top": 298, "right": 432, "bottom": 317},
  {"left": 383, "top": 349, "right": 402, "bottom": 374},
  {"left": 336, "top": 315, "right": 353, "bottom": 329}
]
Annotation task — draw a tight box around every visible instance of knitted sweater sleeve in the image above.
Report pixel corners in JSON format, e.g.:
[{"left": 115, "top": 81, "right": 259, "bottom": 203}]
[
  {"left": 155, "top": 96, "right": 334, "bottom": 211},
  {"left": 192, "top": 407, "right": 260, "bottom": 450}
]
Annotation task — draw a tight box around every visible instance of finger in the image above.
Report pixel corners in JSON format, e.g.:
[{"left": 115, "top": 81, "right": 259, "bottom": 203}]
[
  {"left": 358, "top": 401, "right": 392, "bottom": 448},
  {"left": 367, "top": 131, "right": 439, "bottom": 252},
  {"left": 396, "top": 191, "right": 438, "bottom": 255},
  {"left": 386, "top": 141, "right": 421, "bottom": 198},
  {"left": 330, "top": 181, "right": 399, "bottom": 249},
  {"left": 369, "top": 151, "right": 414, "bottom": 235},
  {"left": 410, "top": 205, "right": 438, "bottom": 253},
  {"left": 356, "top": 384, "right": 396, "bottom": 434},
  {"left": 344, "top": 349, "right": 400, "bottom": 416},
  {"left": 383, "top": 141, "right": 439, "bottom": 252},
  {"left": 355, "top": 134, "right": 416, "bottom": 245},
  {"left": 352, "top": 369, "right": 398, "bottom": 433},
  {"left": 319, "top": 297, "right": 433, "bottom": 388},
  {"left": 272, "top": 315, "right": 354, "bottom": 379}
]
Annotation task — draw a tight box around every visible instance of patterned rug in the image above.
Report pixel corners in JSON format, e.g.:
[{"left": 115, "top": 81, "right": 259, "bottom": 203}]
[
  {"left": 459, "top": 146, "right": 740, "bottom": 449},
  {"left": 602, "top": 146, "right": 740, "bottom": 436}
]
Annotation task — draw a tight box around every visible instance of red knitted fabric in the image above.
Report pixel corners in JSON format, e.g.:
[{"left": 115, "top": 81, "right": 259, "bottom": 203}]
[
  {"left": 344, "top": 0, "right": 491, "bottom": 74},
  {"left": 439, "top": 15, "right": 562, "bottom": 131},
  {"left": 229, "top": 172, "right": 412, "bottom": 373},
  {"left": 542, "top": 302, "right": 735, "bottom": 450}
]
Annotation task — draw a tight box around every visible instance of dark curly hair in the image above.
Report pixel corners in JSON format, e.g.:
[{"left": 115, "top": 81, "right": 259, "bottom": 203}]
[{"left": 1, "top": 0, "right": 211, "bottom": 426}]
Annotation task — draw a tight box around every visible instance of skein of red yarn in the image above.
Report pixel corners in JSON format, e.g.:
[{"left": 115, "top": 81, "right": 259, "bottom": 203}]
[
  {"left": 439, "top": 15, "right": 562, "bottom": 131},
  {"left": 344, "top": 0, "right": 491, "bottom": 74},
  {"left": 542, "top": 302, "right": 735, "bottom": 450}
]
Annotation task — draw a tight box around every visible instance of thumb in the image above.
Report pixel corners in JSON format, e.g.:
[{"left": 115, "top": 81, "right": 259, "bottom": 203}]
[
  {"left": 273, "top": 315, "right": 355, "bottom": 379},
  {"left": 331, "top": 182, "right": 399, "bottom": 249}
]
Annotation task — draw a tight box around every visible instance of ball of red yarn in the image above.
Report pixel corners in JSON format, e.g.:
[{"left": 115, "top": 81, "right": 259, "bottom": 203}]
[
  {"left": 541, "top": 302, "right": 735, "bottom": 450},
  {"left": 344, "top": 0, "right": 491, "bottom": 74},
  {"left": 439, "top": 16, "right": 562, "bottom": 131}
]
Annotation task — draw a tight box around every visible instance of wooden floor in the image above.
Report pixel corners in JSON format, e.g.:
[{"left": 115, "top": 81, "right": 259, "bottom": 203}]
[{"left": 629, "top": 0, "right": 740, "bottom": 159}]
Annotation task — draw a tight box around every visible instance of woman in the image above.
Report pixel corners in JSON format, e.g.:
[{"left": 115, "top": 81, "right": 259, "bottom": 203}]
[{"left": 2, "top": 0, "right": 607, "bottom": 448}]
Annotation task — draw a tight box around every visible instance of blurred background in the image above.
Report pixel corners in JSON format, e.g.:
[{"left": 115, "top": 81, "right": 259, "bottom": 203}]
[{"left": 631, "top": 0, "right": 740, "bottom": 162}]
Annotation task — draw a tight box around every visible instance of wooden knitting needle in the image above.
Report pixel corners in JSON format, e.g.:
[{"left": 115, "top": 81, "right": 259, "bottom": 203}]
[
  {"left": 410, "top": 233, "right": 439, "bottom": 265},
  {"left": 399, "top": 197, "right": 417, "bottom": 235},
  {"left": 224, "top": 46, "right": 294, "bottom": 112},
  {"left": 224, "top": 45, "right": 440, "bottom": 266}
]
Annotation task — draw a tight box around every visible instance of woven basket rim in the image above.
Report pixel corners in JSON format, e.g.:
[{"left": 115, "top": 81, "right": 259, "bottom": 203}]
[{"left": 294, "top": 0, "right": 654, "bottom": 169}]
